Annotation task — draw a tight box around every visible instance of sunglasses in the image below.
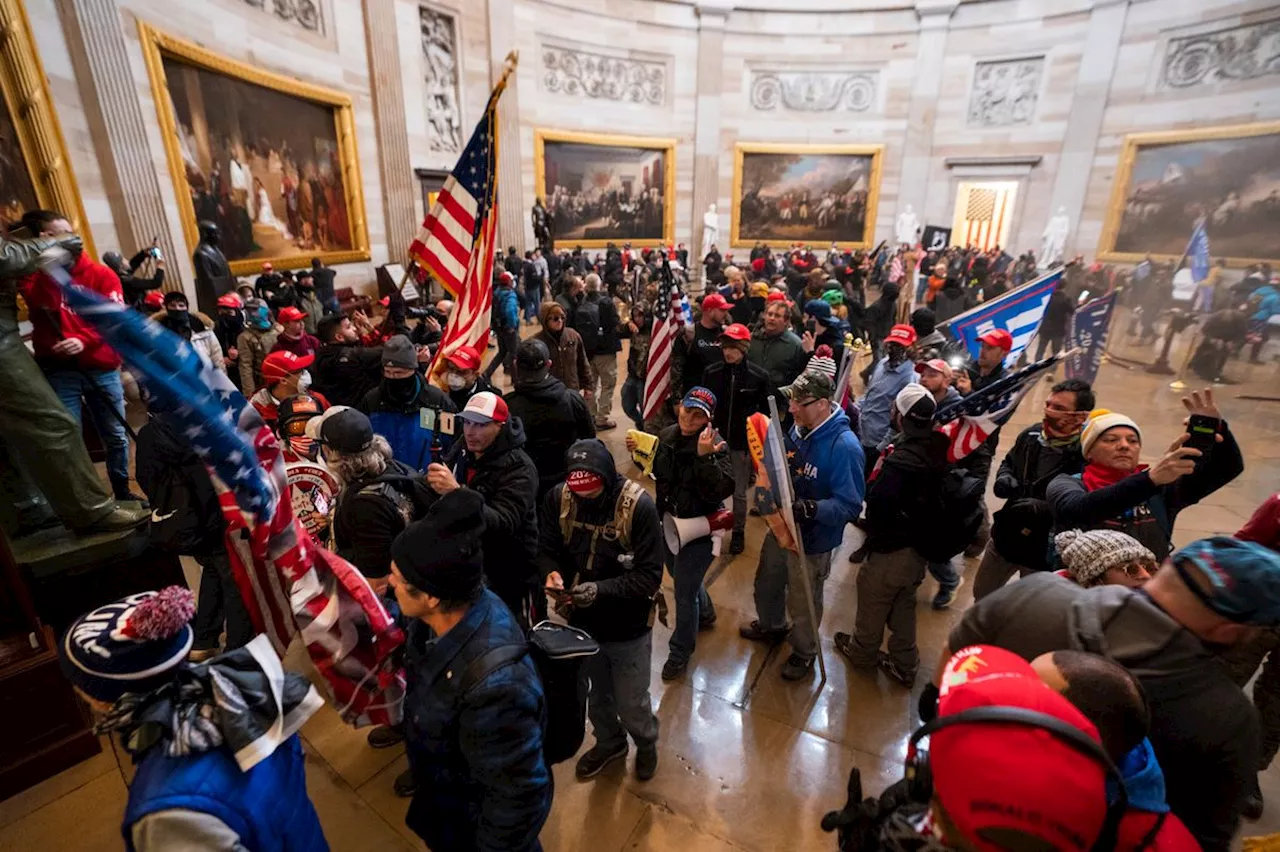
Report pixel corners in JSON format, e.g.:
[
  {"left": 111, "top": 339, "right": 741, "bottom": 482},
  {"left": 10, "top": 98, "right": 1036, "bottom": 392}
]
[
  {"left": 792, "top": 397, "right": 824, "bottom": 407},
  {"left": 1116, "top": 560, "right": 1155, "bottom": 579}
]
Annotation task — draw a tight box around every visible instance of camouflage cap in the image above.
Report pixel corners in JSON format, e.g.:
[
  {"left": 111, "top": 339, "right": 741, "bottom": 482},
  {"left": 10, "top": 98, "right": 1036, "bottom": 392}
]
[{"left": 781, "top": 369, "right": 835, "bottom": 402}]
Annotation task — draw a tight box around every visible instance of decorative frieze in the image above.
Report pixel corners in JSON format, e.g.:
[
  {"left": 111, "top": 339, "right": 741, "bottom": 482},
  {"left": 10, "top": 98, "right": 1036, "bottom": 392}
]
[
  {"left": 967, "top": 57, "right": 1044, "bottom": 127},
  {"left": 540, "top": 44, "right": 667, "bottom": 106},
  {"left": 420, "top": 6, "right": 462, "bottom": 154},
  {"left": 749, "top": 71, "right": 879, "bottom": 113},
  {"left": 1159, "top": 18, "right": 1280, "bottom": 90},
  {"left": 242, "top": 0, "right": 322, "bottom": 33}
]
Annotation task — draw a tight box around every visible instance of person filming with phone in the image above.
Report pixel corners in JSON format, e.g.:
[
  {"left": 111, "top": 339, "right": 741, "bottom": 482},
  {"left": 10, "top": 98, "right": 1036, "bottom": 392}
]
[{"left": 1046, "top": 389, "right": 1243, "bottom": 562}]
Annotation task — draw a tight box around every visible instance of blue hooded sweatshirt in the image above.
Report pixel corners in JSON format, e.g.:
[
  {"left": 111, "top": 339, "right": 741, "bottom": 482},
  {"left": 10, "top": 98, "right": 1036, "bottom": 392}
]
[
  {"left": 1110, "top": 737, "right": 1171, "bottom": 814},
  {"left": 788, "top": 405, "right": 866, "bottom": 554}
]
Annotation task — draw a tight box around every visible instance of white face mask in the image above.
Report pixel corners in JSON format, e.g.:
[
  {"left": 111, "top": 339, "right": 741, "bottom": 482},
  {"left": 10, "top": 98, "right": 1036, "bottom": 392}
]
[
  {"left": 297, "top": 370, "right": 312, "bottom": 392},
  {"left": 446, "top": 373, "right": 467, "bottom": 391}
]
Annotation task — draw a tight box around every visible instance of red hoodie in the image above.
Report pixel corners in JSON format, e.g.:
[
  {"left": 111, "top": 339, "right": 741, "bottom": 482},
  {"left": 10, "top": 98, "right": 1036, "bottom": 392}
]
[
  {"left": 1238, "top": 494, "right": 1280, "bottom": 551},
  {"left": 19, "top": 253, "right": 123, "bottom": 372}
]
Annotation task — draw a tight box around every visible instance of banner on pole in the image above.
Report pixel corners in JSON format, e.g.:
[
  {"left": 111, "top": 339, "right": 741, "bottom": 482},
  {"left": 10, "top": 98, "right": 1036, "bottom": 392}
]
[{"left": 1065, "top": 293, "right": 1117, "bottom": 386}]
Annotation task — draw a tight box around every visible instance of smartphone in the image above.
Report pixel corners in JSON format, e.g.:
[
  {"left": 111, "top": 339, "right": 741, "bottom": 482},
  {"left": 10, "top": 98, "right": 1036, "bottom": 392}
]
[{"left": 1186, "top": 414, "right": 1219, "bottom": 458}]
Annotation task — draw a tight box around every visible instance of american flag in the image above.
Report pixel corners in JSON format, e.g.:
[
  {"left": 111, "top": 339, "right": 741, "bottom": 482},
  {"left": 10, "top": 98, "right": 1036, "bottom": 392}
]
[
  {"left": 47, "top": 263, "right": 406, "bottom": 728},
  {"left": 934, "top": 353, "right": 1063, "bottom": 463},
  {"left": 642, "top": 260, "right": 688, "bottom": 422},
  {"left": 410, "top": 67, "right": 512, "bottom": 375}
]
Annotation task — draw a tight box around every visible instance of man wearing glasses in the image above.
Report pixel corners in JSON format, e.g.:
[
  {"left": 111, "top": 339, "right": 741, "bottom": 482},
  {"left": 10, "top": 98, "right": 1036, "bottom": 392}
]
[{"left": 972, "top": 378, "right": 1094, "bottom": 600}]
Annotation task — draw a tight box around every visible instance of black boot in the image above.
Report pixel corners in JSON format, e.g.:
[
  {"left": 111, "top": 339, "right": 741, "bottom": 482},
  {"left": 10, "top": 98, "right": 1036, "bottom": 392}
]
[{"left": 111, "top": 477, "right": 149, "bottom": 508}]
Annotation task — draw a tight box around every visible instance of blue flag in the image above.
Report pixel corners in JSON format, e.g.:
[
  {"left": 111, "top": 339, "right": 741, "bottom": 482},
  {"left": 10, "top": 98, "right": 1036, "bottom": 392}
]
[
  {"left": 1188, "top": 219, "right": 1211, "bottom": 284},
  {"left": 1065, "top": 293, "right": 1116, "bottom": 386},
  {"left": 946, "top": 269, "right": 1063, "bottom": 367}
]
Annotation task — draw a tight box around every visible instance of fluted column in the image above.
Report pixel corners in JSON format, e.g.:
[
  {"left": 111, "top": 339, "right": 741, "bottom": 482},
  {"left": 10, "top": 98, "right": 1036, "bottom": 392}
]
[
  {"left": 364, "top": 0, "right": 416, "bottom": 262},
  {"left": 895, "top": 0, "right": 960, "bottom": 231},
  {"left": 690, "top": 4, "right": 729, "bottom": 290},
  {"left": 487, "top": 0, "right": 527, "bottom": 252},
  {"left": 55, "top": 0, "right": 178, "bottom": 281}
]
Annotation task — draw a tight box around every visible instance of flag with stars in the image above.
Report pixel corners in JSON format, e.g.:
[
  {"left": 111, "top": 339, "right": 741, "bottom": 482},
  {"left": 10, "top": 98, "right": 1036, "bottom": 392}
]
[
  {"left": 641, "top": 259, "right": 687, "bottom": 423},
  {"left": 48, "top": 263, "right": 406, "bottom": 728},
  {"left": 934, "top": 353, "right": 1064, "bottom": 463},
  {"left": 410, "top": 72, "right": 508, "bottom": 372}
]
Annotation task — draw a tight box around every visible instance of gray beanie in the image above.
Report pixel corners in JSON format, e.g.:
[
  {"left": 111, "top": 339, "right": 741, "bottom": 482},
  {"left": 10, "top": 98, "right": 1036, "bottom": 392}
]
[
  {"left": 1055, "top": 529, "right": 1155, "bottom": 586},
  {"left": 382, "top": 334, "right": 418, "bottom": 371}
]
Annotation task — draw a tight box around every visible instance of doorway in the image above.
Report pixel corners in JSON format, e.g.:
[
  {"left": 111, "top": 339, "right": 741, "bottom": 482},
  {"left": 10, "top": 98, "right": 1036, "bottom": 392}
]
[{"left": 950, "top": 180, "right": 1019, "bottom": 250}]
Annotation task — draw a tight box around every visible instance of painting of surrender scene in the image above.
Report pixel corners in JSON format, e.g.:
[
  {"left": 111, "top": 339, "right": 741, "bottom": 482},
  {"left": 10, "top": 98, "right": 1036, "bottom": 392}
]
[{"left": 733, "top": 144, "right": 882, "bottom": 248}]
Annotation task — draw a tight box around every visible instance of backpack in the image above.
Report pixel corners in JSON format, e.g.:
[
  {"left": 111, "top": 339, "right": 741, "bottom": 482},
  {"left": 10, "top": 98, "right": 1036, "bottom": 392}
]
[
  {"left": 572, "top": 298, "right": 603, "bottom": 356},
  {"left": 456, "top": 621, "right": 599, "bottom": 765},
  {"left": 331, "top": 471, "right": 433, "bottom": 558},
  {"left": 913, "top": 468, "right": 985, "bottom": 563},
  {"left": 145, "top": 461, "right": 224, "bottom": 555},
  {"left": 557, "top": 479, "right": 646, "bottom": 576}
]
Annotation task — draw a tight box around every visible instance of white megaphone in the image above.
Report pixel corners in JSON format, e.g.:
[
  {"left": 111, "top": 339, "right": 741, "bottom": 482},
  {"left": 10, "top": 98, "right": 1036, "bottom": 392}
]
[{"left": 664, "top": 508, "right": 735, "bottom": 554}]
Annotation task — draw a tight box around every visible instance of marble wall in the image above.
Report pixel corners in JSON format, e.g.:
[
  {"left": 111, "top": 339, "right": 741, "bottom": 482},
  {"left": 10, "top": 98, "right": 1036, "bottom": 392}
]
[{"left": 23, "top": 0, "right": 1280, "bottom": 303}]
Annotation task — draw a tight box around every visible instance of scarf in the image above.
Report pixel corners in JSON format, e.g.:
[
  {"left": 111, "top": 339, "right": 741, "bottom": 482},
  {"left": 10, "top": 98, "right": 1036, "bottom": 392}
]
[
  {"left": 1082, "top": 460, "right": 1148, "bottom": 492},
  {"left": 95, "top": 635, "right": 322, "bottom": 772}
]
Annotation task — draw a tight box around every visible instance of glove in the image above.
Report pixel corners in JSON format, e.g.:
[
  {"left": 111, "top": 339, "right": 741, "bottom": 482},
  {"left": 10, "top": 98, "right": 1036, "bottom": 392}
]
[
  {"left": 569, "top": 582, "right": 598, "bottom": 608},
  {"left": 793, "top": 499, "right": 818, "bottom": 523}
]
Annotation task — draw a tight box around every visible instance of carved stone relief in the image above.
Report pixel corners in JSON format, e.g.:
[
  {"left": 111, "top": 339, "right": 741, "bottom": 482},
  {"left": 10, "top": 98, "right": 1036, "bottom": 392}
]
[
  {"left": 541, "top": 45, "right": 667, "bottom": 105},
  {"left": 1159, "top": 18, "right": 1280, "bottom": 90},
  {"left": 421, "top": 5, "right": 462, "bottom": 154},
  {"left": 967, "top": 57, "right": 1044, "bottom": 127},
  {"left": 749, "top": 71, "right": 879, "bottom": 113},
  {"left": 242, "top": 0, "right": 322, "bottom": 33}
]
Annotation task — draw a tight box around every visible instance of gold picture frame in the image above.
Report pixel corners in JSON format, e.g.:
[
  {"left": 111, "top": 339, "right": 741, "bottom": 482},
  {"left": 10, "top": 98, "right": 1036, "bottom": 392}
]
[
  {"left": 533, "top": 129, "right": 676, "bottom": 249},
  {"left": 1097, "top": 121, "right": 1280, "bottom": 267},
  {"left": 731, "top": 142, "right": 883, "bottom": 250},
  {"left": 138, "top": 23, "right": 370, "bottom": 275},
  {"left": 0, "top": 0, "right": 94, "bottom": 256}
]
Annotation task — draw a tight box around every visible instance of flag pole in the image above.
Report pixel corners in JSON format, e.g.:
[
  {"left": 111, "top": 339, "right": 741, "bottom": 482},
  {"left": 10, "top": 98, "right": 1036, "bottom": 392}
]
[{"left": 767, "top": 395, "right": 826, "bottom": 688}]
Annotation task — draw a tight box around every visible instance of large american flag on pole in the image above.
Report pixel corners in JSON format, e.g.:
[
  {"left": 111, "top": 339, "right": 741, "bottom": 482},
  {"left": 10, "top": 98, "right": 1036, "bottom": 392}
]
[
  {"left": 934, "top": 353, "right": 1064, "bottom": 463},
  {"left": 642, "top": 260, "right": 689, "bottom": 422},
  {"left": 411, "top": 58, "right": 515, "bottom": 375},
  {"left": 46, "top": 262, "right": 406, "bottom": 728}
]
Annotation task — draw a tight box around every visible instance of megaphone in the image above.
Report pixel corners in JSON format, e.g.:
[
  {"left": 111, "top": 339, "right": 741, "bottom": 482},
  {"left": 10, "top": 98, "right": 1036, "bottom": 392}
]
[{"left": 663, "top": 508, "right": 734, "bottom": 554}]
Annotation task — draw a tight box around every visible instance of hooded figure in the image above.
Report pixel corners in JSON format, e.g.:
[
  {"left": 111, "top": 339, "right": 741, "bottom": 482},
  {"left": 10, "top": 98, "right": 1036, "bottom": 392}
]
[
  {"left": 191, "top": 221, "right": 234, "bottom": 316},
  {"left": 504, "top": 339, "right": 596, "bottom": 498},
  {"left": 863, "top": 281, "right": 901, "bottom": 352}
]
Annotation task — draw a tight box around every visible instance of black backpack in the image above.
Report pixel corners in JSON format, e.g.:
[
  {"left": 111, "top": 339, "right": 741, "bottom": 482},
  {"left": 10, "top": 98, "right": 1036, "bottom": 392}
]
[
  {"left": 571, "top": 299, "right": 603, "bottom": 356},
  {"left": 457, "top": 621, "right": 599, "bottom": 765},
  {"left": 913, "top": 468, "right": 985, "bottom": 563},
  {"left": 144, "top": 461, "right": 224, "bottom": 555}
]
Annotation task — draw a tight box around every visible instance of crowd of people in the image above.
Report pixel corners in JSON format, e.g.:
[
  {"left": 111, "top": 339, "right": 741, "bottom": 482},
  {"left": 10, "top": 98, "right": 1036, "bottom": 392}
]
[{"left": 6, "top": 207, "right": 1280, "bottom": 852}]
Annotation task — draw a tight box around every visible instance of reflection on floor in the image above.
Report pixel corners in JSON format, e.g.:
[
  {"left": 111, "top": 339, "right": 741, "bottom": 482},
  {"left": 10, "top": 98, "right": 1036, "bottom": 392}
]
[{"left": 3, "top": 315, "right": 1279, "bottom": 851}]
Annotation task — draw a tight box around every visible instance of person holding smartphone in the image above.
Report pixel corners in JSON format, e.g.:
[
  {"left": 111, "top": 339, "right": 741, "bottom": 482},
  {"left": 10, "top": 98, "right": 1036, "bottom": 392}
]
[{"left": 1046, "top": 389, "right": 1243, "bottom": 563}]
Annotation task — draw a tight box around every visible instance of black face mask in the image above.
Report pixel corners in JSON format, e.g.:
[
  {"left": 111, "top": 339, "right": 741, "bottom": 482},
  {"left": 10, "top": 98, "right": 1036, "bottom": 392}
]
[
  {"left": 218, "top": 313, "right": 244, "bottom": 335},
  {"left": 168, "top": 309, "right": 191, "bottom": 329},
  {"left": 384, "top": 374, "right": 419, "bottom": 404}
]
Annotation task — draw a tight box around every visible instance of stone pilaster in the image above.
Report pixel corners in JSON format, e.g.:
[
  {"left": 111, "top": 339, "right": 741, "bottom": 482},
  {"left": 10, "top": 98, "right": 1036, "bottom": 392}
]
[
  {"left": 895, "top": 0, "right": 960, "bottom": 234},
  {"left": 1047, "top": 0, "right": 1130, "bottom": 258},
  {"left": 364, "top": 0, "right": 416, "bottom": 262},
  {"left": 487, "top": 0, "right": 527, "bottom": 252},
  {"left": 690, "top": 4, "right": 729, "bottom": 290},
  {"left": 56, "top": 0, "right": 177, "bottom": 283}
]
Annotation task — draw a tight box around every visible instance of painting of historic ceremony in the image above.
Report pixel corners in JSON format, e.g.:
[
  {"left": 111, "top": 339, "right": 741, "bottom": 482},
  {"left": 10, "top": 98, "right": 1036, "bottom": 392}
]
[{"left": 733, "top": 145, "right": 881, "bottom": 247}]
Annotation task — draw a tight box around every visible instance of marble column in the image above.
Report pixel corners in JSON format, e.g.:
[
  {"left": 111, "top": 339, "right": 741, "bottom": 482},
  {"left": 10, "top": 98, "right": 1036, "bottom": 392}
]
[
  {"left": 690, "top": 4, "right": 729, "bottom": 290},
  {"left": 895, "top": 0, "right": 960, "bottom": 235},
  {"left": 364, "top": 0, "right": 416, "bottom": 262},
  {"left": 487, "top": 0, "right": 528, "bottom": 252},
  {"left": 55, "top": 0, "right": 177, "bottom": 281},
  {"left": 1046, "top": 0, "right": 1130, "bottom": 258}
]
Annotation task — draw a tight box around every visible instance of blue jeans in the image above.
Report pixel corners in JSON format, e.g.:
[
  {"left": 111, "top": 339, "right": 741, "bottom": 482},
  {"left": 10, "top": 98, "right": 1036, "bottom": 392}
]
[
  {"left": 666, "top": 537, "right": 715, "bottom": 664},
  {"left": 523, "top": 285, "right": 542, "bottom": 321},
  {"left": 621, "top": 376, "right": 644, "bottom": 428},
  {"left": 586, "top": 633, "right": 659, "bottom": 751},
  {"left": 927, "top": 555, "right": 961, "bottom": 593},
  {"left": 45, "top": 368, "right": 130, "bottom": 485}
]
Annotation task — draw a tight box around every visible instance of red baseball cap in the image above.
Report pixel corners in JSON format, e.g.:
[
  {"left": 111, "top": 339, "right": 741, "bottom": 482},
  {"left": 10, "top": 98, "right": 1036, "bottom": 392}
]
[
  {"left": 444, "top": 345, "right": 481, "bottom": 371},
  {"left": 378, "top": 295, "right": 391, "bottom": 307},
  {"left": 978, "top": 328, "right": 1014, "bottom": 351},
  {"left": 931, "top": 646, "right": 1109, "bottom": 852},
  {"left": 216, "top": 293, "right": 243, "bottom": 309},
  {"left": 458, "top": 391, "right": 508, "bottom": 424},
  {"left": 701, "top": 293, "right": 730, "bottom": 312},
  {"left": 261, "top": 350, "right": 315, "bottom": 383},
  {"left": 766, "top": 291, "right": 790, "bottom": 304},
  {"left": 915, "top": 358, "right": 953, "bottom": 380},
  {"left": 884, "top": 323, "right": 918, "bottom": 347},
  {"left": 278, "top": 306, "right": 307, "bottom": 322},
  {"left": 143, "top": 290, "right": 165, "bottom": 308},
  {"left": 262, "top": 262, "right": 273, "bottom": 271},
  {"left": 720, "top": 323, "right": 751, "bottom": 343},
  {"left": 751, "top": 258, "right": 766, "bottom": 273}
]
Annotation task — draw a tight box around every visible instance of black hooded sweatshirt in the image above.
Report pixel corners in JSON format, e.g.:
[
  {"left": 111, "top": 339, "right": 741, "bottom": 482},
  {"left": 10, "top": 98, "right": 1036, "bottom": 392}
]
[
  {"left": 536, "top": 440, "right": 663, "bottom": 642},
  {"left": 505, "top": 373, "right": 596, "bottom": 497},
  {"left": 864, "top": 427, "right": 948, "bottom": 554}
]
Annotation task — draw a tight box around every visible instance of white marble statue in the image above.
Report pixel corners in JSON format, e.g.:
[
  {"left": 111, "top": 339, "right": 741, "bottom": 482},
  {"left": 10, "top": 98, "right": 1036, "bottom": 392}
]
[
  {"left": 895, "top": 204, "right": 920, "bottom": 246},
  {"left": 1041, "top": 206, "right": 1071, "bottom": 267},
  {"left": 702, "top": 204, "right": 720, "bottom": 254}
]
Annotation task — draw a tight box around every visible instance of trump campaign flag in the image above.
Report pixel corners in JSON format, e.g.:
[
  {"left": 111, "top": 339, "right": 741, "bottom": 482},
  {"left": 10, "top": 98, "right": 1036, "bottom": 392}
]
[
  {"left": 746, "top": 411, "right": 798, "bottom": 551},
  {"left": 47, "top": 261, "right": 406, "bottom": 728},
  {"left": 1065, "top": 293, "right": 1116, "bottom": 386},
  {"left": 934, "top": 353, "right": 1064, "bottom": 463},
  {"left": 945, "top": 268, "right": 1062, "bottom": 367}
]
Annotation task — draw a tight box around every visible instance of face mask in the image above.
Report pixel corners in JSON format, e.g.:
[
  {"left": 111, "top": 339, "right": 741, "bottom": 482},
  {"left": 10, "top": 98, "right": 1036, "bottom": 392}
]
[
  {"left": 446, "top": 373, "right": 467, "bottom": 391},
  {"left": 297, "top": 370, "right": 312, "bottom": 392},
  {"left": 289, "top": 435, "right": 319, "bottom": 460},
  {"left": 385, "top": 374, "right": 419, "bottom": 402},
  {"left": 249, "top": 305, "right": 272, "bottom": 330},
  {"left": 168, "top": 308, "right": 190, "bottom": 329}
]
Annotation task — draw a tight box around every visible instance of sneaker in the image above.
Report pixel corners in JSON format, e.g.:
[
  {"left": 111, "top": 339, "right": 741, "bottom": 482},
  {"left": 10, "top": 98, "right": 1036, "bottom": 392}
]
[
  {"left": 635, "top": 744, "right": 659, "bottom": 781},
  {"left": 661, "top": 656, "right": 687, "bottom": 681},
  {"left": 594, "top": 418, "right": 618, "bottom": 431},
  {"left": 367, "top": 724, "right": 405, "bottom": 749},
  {"left": 739, "top": 620, "right": 789, "bottom": 644},
  {"left": 729, "top": 530, "right": 745, "bottom": 554},
  {"left": 931, "top": 577, "right": 964, "bottom": 611},
  {"left": 393, "top": 767, "right": 417, "bottom": 798},
  {"left": 780, "top": 653, "right": 814, "bottom": 681},
  {"left": 833, "top": 632, "right": 873, "bottom": 668},
  {"left": 878, "top": 653, "right": 916, "bottom": 688},
  {"left": 575, "top": 742, "right": 628, "bottom": 779},
  {"left": 698, "top": 610, "right": 717, "bottom": 631}
]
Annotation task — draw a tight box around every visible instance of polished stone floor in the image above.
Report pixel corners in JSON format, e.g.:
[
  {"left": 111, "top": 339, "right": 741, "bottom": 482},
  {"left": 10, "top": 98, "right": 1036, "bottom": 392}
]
[{"left": 3, "top": 307, "right": 1279, "bottom": 851}]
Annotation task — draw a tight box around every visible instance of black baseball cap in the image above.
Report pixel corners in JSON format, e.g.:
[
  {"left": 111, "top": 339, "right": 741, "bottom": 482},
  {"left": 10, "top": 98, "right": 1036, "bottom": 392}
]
[{"left": 306, "top": 406, "right": 373, "bottom": 453}]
